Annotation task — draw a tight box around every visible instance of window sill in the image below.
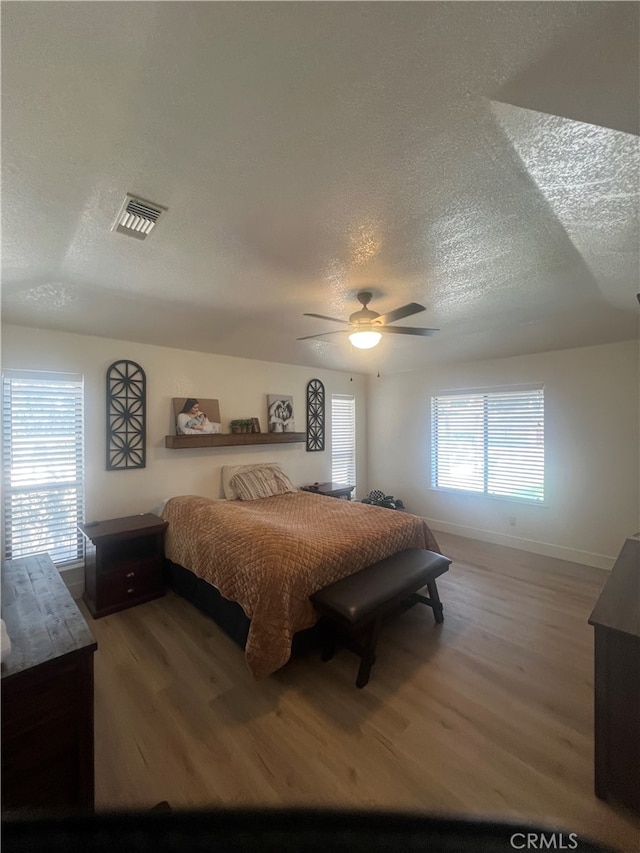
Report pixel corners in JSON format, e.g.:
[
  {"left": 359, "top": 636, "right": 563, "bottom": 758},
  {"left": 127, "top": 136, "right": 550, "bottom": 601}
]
[{"left": 428, "top": 486, "right": 547, "bottom": 507}]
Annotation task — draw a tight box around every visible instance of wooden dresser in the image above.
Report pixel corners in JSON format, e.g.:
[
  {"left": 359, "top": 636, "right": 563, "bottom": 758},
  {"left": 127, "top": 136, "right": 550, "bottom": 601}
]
[
  {"left": 588, "top": 535, "right": 640, "bottom": 816},
  {"left": 1, "top": 552, "right": 97, "bottom": 814}
]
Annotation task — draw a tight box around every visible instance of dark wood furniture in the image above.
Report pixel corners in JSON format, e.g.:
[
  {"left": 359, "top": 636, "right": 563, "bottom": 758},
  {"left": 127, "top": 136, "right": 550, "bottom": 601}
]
[
  {"left": 165, "top": 432, "right": 305, "bottom": 448},
  {"left": 311, "top": 548, "right": 451, "bottom": 687},
  {"left": 588, "top": 535, "right": 640, "bottom": 816},
  {"left": 1, "top": 552, "right": 97, "bottom": 814},
  {"left": 80, "top": 513, "right": 168, "bottom": 618},
  {"left": 301, "top": 482, "right": 355, "bottom": 500}
]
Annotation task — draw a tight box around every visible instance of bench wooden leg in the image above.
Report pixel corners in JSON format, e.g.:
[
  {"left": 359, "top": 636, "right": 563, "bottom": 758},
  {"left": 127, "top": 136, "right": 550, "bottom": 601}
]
[
  {"left": 356, "top": 619, "right": 381, "bottom": 688},
  {"left": 409, "top": 583, "right": 445, "bottom": 624},
  {"left": 427, "top": 580, "right": 444, "bottom": 623}
]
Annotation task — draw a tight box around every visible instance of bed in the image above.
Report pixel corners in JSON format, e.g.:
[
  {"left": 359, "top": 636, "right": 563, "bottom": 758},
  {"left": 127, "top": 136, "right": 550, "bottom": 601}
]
[{"left": 161, "top": 475, "right": 440, "bottom": 679}]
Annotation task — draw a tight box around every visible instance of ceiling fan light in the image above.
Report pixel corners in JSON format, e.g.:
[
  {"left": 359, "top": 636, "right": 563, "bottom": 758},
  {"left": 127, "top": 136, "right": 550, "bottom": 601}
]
[{"left": 349, "top": 330, "right": 382, "bottom": 349}]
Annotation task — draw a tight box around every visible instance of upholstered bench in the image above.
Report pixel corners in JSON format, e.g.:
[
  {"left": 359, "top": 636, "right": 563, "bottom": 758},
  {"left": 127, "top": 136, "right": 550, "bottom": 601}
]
[{"left": 311, "top": 548, "right": 451, "bottom": 688}]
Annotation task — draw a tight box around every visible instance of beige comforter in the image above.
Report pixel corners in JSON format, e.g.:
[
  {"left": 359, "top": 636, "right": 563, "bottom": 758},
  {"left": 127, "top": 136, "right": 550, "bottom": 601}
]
[{"left": 162, "top": 492, "right": 440, "bottom": 678}]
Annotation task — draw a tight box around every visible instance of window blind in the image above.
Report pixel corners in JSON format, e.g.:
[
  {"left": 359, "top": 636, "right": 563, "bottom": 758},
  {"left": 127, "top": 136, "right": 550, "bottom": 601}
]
[
  {"left": 431, "top": 386, "right": 544, "bottom": 502},
  {"left": 331, "top": 394, "right": 356, "bottom": 486},
  {"left": 2, "top": 370, "right": 85, "bottom": 565}
]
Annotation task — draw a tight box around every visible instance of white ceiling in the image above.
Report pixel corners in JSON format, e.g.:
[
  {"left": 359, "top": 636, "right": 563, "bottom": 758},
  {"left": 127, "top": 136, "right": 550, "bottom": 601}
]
[{"left": 2, "top": 2, "right": 638, "bottom": 374}]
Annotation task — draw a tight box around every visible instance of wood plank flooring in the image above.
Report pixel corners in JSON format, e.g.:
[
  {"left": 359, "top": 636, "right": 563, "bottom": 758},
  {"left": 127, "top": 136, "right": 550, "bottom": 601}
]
[{"left": 87, "top": 533, "right": 640, "bottom": 851}]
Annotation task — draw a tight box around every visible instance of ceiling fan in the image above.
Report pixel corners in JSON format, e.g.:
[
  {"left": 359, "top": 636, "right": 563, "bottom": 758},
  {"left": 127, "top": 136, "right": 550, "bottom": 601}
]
[{"left": 297, "top": 291, "right": 439, "bottom": 349}]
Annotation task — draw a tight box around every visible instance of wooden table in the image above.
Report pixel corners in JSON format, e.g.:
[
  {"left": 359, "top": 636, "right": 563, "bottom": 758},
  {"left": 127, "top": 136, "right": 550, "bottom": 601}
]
[
  {"left": 1, "top": 552, "right": 97, "bottom": 813},
  {"left": 301, "top": 482, "right": 355, "bottom": 500}
]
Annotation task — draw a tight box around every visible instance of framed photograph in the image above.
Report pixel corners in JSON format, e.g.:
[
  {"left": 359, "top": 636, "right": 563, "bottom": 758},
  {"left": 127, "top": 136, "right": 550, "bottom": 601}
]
[
  {"left": 267, "top": 395, "right": 295, "bottom": 433},
  {"left": 173, "top": 397, "right": 222, "bottom": 435}
]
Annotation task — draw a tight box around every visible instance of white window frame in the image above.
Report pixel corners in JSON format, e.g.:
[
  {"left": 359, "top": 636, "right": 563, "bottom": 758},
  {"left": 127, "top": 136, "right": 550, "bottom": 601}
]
[
  {"left": 431, "top": 384, "right": 544, "bottom": 503},
  {"left": 2, "top": 369, "right": 85, "bottom": 567},
  {"left": 331, "top": 394, "right": 356, "bottom": 487}
]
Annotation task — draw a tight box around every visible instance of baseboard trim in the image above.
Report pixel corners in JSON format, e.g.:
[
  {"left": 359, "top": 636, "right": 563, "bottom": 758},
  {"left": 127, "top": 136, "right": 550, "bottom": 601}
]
[
  {"left": 424, "top": 517, "right": 615, "bottom": 570},
  {"left": 60, "top": 565, "right": 84, "bottom": 600}
]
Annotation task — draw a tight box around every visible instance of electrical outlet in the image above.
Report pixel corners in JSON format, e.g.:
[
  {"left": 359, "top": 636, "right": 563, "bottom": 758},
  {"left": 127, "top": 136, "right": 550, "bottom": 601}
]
[{"left": 508, "top": 516, "right": 517, "bottom": 527}]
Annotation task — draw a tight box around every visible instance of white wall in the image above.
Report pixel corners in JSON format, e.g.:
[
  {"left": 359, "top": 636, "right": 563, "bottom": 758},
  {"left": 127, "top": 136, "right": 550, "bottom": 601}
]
[
  {"left": 367, "top": 341, "right": 639, "bottom": 568},
  {"left": 1, "top": 325, "right": 367, "bottom": 524},
  {"left": 4, "top": 325, "right": 637, "bottom": 572}
]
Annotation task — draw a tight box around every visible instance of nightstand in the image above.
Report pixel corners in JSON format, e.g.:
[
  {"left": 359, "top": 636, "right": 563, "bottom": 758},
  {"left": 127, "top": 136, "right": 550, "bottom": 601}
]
[
  {"left": 79, "top": 513, "right": 168, "bottom": 618},
  {"left": 301, "top": 482, "right": 355, "bottom": 500}
]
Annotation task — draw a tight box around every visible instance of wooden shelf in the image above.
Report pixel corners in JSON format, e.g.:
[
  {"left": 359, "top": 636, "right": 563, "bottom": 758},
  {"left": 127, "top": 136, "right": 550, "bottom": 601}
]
[{"left": 165, "top": 432, "right": 306, "bottom": 449}]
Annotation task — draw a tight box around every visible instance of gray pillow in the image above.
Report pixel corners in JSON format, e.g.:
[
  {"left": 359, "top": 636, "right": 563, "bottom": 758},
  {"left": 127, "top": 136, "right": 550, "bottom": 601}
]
[{"left": 229, "top": 466, "right": 296, "bottom": 501}]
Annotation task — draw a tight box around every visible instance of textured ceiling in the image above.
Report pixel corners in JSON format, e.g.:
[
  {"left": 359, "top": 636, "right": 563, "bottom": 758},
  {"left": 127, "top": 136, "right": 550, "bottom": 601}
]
[{"left": 2, "top": 2, "right": 638, "bottom": 374}]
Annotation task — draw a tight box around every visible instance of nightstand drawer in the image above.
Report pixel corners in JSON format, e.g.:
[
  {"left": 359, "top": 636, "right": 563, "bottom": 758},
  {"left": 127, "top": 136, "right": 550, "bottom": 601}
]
[
  {"left": 97, "top": 534, "right": 162, "bottom": 571},
  {"left": 96, "top": 561, "right": 163, "bottom": 609},
  {"left": 97, "top": 555, "right": 161, "bottom": 582}
]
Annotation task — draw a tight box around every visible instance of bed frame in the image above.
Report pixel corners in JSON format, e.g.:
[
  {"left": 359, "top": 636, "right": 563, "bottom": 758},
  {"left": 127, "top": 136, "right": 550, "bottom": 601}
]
[{"left": 165, "top": 560, "right": 320, "bottom": 655}]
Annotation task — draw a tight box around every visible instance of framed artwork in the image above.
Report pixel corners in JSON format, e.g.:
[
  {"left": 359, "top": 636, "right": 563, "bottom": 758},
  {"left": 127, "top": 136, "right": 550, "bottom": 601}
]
[
  {"left": 267, "top": 394, "right": 295, "bottom": 433},
  {"left": 173, "top": 398, "right": 222, "bottom": 435},
  {"left": 106, "top": 360, "right": 146, "bottom": 470},
  {"left": 306, "top": 379, "right": 325, "bottom": 451}
]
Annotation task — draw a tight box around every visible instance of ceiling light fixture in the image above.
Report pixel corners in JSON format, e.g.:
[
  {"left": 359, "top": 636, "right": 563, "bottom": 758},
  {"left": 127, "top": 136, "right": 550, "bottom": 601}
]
[
  {"left": 349, "top": 329, "right": 382, "bottom": 349},
  {"left": 298, "top": 291, "right": 438, "bottom": 348}
]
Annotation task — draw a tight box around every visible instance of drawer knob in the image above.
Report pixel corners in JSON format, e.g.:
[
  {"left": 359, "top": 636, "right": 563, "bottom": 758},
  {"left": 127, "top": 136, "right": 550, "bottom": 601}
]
[
  {"left": 126, "top": 572, "right": 135, "bottom": 578},
  {"left": 127, "top": 587, "right": 135, "bottom": 594}
]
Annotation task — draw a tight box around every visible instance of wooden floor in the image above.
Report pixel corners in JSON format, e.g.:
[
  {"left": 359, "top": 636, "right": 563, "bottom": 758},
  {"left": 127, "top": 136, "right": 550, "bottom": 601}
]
[{"left": 87, "top": 533, "right": 640, "bottom": 851}]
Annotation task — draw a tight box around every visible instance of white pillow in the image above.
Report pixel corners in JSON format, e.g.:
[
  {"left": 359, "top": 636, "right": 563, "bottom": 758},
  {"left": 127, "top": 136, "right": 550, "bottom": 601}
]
[{"left": 221, "top": 462, "right": 281, "bottom": 500}]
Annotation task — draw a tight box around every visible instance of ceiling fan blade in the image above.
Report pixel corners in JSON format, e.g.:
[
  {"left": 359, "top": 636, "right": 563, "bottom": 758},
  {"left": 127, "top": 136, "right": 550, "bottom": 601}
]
[
  {"left": 382, "top": 325, "right": 439, "bottom": 337},
  {"left": 297, "top": 330, "right": 351, "bottom": 341},
  {"left": 376, "top": 302, "right": 426, "bottom": 325},
  {"left": 303, "top": 313, "right": 350, "bottom": 325}
]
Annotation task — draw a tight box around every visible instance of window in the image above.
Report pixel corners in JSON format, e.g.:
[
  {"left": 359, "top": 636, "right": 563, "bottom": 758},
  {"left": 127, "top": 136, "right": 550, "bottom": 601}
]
[
  {"left": 431, "top": 385, "right": 544, "bottom": 502},
  {"left": 331, "top": 394, "right": 356, "bottom": 486},
  {"left": 2, "top": 370, "right": 85, "bottom": 566}
]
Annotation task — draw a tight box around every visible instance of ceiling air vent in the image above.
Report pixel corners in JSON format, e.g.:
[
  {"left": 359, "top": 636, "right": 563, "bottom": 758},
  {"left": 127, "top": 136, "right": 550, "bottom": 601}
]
[{"left": 112, "top": 194, "right": 167, "bottom": 240}]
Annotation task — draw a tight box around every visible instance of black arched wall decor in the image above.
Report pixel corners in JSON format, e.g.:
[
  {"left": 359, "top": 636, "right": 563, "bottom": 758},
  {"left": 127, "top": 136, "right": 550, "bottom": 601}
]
[
  {"left": 306, "top": 378, "right": 325, "bottom": 452},
  {"left": 106, "top": 360, "right": 146, "bottom": 470}
]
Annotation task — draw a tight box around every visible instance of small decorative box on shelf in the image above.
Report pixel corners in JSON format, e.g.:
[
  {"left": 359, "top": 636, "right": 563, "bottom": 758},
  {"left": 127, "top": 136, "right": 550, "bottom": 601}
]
[
  {"left": 301, "top": 482, "right": 355, "bottom": 500},
  {"left": 79, "top": 513, "right": 168, "bottom": 618}
]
